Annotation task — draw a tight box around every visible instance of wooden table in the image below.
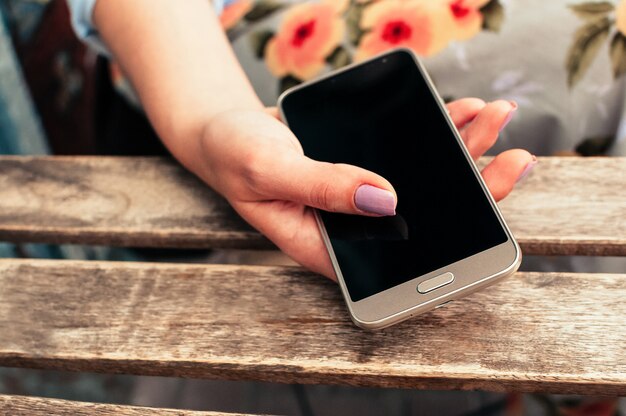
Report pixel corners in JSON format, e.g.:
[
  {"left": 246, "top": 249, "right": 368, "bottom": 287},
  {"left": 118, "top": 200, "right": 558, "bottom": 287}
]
[{"left": 0, "top": 156, "right": 624, "bottom": 413}]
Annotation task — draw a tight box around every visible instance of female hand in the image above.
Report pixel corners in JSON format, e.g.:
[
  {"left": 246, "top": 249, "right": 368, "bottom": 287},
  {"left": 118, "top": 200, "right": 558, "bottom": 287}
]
[{"left": 197, "top": 98, "right": 534, "bottom": 280}]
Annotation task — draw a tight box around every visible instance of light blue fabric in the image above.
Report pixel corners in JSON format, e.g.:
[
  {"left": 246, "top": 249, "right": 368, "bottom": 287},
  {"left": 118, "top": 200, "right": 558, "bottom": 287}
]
[
  {"left": 0, "top": 11, "right": 48, "bottom": 155},
  {"left": 66, "top": 0, "right": 109, "bottom": 56},
  {"left": 66, "top": 0, "right": 226, "bottom": 56}
]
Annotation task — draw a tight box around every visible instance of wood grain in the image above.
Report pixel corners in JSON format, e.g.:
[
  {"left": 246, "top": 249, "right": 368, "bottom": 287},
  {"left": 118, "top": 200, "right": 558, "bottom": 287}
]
[
  {"left": 0, "top": 394, "right": 252, "bottom": 415},
  {"left": 0, "top": 156, "right": 265, "bottom": 249},
  {"left": 489, "top": 157, "right": 626, "bottom": 256},
  {"left": 1, "top": 259, "right": 624, "bottom": 395},
  {"left": 0, "top": 156, "right": 624, "bottom": 255}
]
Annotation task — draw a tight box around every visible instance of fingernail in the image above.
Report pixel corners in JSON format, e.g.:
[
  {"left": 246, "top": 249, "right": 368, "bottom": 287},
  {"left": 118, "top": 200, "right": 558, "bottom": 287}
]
[
  {"left": 516, "top": 155, "right": 538, "bottom": 183},
  {"left": 355, "top": 184, "right": 396, "bottom": 216},
  {"left": 499, "top": 102, "right": 518, "bottom": 132}
]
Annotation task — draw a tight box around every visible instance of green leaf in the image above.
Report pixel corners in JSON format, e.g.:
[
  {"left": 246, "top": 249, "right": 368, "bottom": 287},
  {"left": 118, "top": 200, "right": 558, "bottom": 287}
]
[
  {"left": 249, "top": 30, "right": 274, "bottom": 59},
  {"left": 244, "top": 0, "right": 284, "bottom": 22},
  {"left": 565, "top": 17, "right": 611, "bottom": 88},
  {"left": 568, "top": 2, "right": 614, "bottom": 20},
  {"left": 610, "top": 32, "right": 626, "bottom": 78},
  {"left": 575, "top": 135, "right": 616, "bottom": 156},
  {"left": 480, "top": 0, "right": 505, "bottom": 32},
  {"left": 327, "top": 46, "right": 352, "bottom": 69},
  {"left": 346, "top": 3, "right": 366, "bottom": 46},
  {"left": 279, "top": 75, "right": 302, "bottom": 94}
]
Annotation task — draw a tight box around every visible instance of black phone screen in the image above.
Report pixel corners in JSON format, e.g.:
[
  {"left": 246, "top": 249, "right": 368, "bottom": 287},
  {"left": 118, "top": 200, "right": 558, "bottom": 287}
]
[{"left": 281, "top": 49, "right": 508, "bottom": 302}]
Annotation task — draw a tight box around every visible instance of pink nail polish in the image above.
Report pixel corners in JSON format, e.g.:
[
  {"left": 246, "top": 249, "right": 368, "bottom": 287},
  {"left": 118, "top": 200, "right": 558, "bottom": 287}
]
[
  {"left": 499, "top": 103, "right": 518, "bottom": 132},
  {"left": 516, "top": 156, "right": 538, "bottom": 183},
  {"left": 355, "top": 185, "right": 396, "bottom": 216}
]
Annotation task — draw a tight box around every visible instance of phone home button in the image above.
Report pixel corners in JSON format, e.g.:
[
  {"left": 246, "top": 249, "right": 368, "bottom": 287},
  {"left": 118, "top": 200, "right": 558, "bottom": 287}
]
[{"left": 417, "top": 272, "right": 455, "bottom": 294}]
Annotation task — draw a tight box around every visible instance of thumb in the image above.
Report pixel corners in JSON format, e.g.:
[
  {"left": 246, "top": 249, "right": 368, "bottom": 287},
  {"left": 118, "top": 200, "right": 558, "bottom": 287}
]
[{"left": 255, "top": 153, "right": 397, "bottom": 216}]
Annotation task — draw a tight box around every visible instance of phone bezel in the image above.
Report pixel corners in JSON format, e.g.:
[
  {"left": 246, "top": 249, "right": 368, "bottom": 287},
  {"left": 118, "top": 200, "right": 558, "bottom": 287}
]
[{"left": 278, "top": 47, "right": 521, "bottom": 330}]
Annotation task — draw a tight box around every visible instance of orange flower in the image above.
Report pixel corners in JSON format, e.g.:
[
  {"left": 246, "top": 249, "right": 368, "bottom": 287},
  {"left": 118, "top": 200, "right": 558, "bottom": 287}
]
[
  {"left": 355, "top": 0, "right": 449, "bottom": 60},
  {"left": 442, "top": 0, "right": 488, "bottom": 41},
  {"left": 325, "top": 0, "right": 351, "bottom": 14},
  {"left": 617, "top": 0, "right": 626, "bottom": 36},
  {"left": 458, "top": 0, "right": 491, "bottom": 8},
  {"left": 220, "top": 0, "right": 254, "bottom": 30},
  {"left": 265, "top": 3, "right": 345, "bottom": 80},
  {"left": 355, "top": 0, "right": 491, "bottom": 61}
]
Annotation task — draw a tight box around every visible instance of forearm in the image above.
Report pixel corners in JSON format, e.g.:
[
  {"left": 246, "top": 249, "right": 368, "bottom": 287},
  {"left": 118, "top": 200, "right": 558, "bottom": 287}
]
[{"left": 92, "top": 0, "right": 264, "bottom": 176}]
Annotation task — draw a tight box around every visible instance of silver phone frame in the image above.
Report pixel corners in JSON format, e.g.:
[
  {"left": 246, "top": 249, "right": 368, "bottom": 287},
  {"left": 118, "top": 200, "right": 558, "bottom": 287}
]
[{"left": 278, "top": 47, "right": 521, "bottom": 330}]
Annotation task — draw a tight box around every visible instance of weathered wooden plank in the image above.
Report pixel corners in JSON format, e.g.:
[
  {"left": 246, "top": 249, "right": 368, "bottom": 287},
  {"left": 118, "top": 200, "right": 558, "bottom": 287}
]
[
  {"left": 0, "top": 156, "right": 266, "bottom": 249},
  {"left": 0, "top": 156, "right": 624, "bottom": 255},
  {"left": 0, "top": 394, "right": 252, "bottom": 415},
  {"left": 1, "top": 259, "right": 624, "bottom": 395},
  {"left": 492, "top": 157, "right": 626, "bottom": 256}
]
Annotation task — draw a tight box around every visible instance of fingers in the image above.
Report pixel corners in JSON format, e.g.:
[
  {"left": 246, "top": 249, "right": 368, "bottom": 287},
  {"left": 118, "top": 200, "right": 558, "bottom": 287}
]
[
  {"left": 462, "top": 100, "right": 517, "bottom": 159},
  {"left": 481, "top": 149, "right": 537, "bottom": 201},
  {"left": 248, "top": 152, "right": 397, "bottom": 216},
  {"left": 236, "top": 200, "right": 338, "bottom": 280},
  {"left": 446, "top": 98, "right": 485, "bottom": 128}
]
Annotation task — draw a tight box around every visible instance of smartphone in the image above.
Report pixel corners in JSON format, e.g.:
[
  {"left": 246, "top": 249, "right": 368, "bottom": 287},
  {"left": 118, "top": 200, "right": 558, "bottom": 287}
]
[{"left": 278, "top": 48, "right": 521, "bottom": 330}]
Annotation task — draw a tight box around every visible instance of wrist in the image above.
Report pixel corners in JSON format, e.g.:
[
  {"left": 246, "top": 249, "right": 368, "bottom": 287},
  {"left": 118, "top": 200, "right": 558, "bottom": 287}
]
[
  {"left": 190, "top": 106, "right": 270, "bottom": 188},
  {"left": 162, "top": 95, "right": 265, "bottom": 178}
]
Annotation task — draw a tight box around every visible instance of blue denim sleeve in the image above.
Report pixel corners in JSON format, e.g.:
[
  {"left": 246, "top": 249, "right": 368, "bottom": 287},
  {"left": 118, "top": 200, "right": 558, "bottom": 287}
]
[{"left": 66, "top": 0, "right": 226, "bottom": 56}]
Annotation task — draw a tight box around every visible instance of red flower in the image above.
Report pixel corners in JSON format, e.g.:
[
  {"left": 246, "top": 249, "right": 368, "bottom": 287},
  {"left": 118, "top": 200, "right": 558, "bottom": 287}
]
[
  {"left": 265, "top": 2, "right": 346, "bottom": 80},
  {"left": 356, "top": 0, "right": 448, "bottom": 60}
]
